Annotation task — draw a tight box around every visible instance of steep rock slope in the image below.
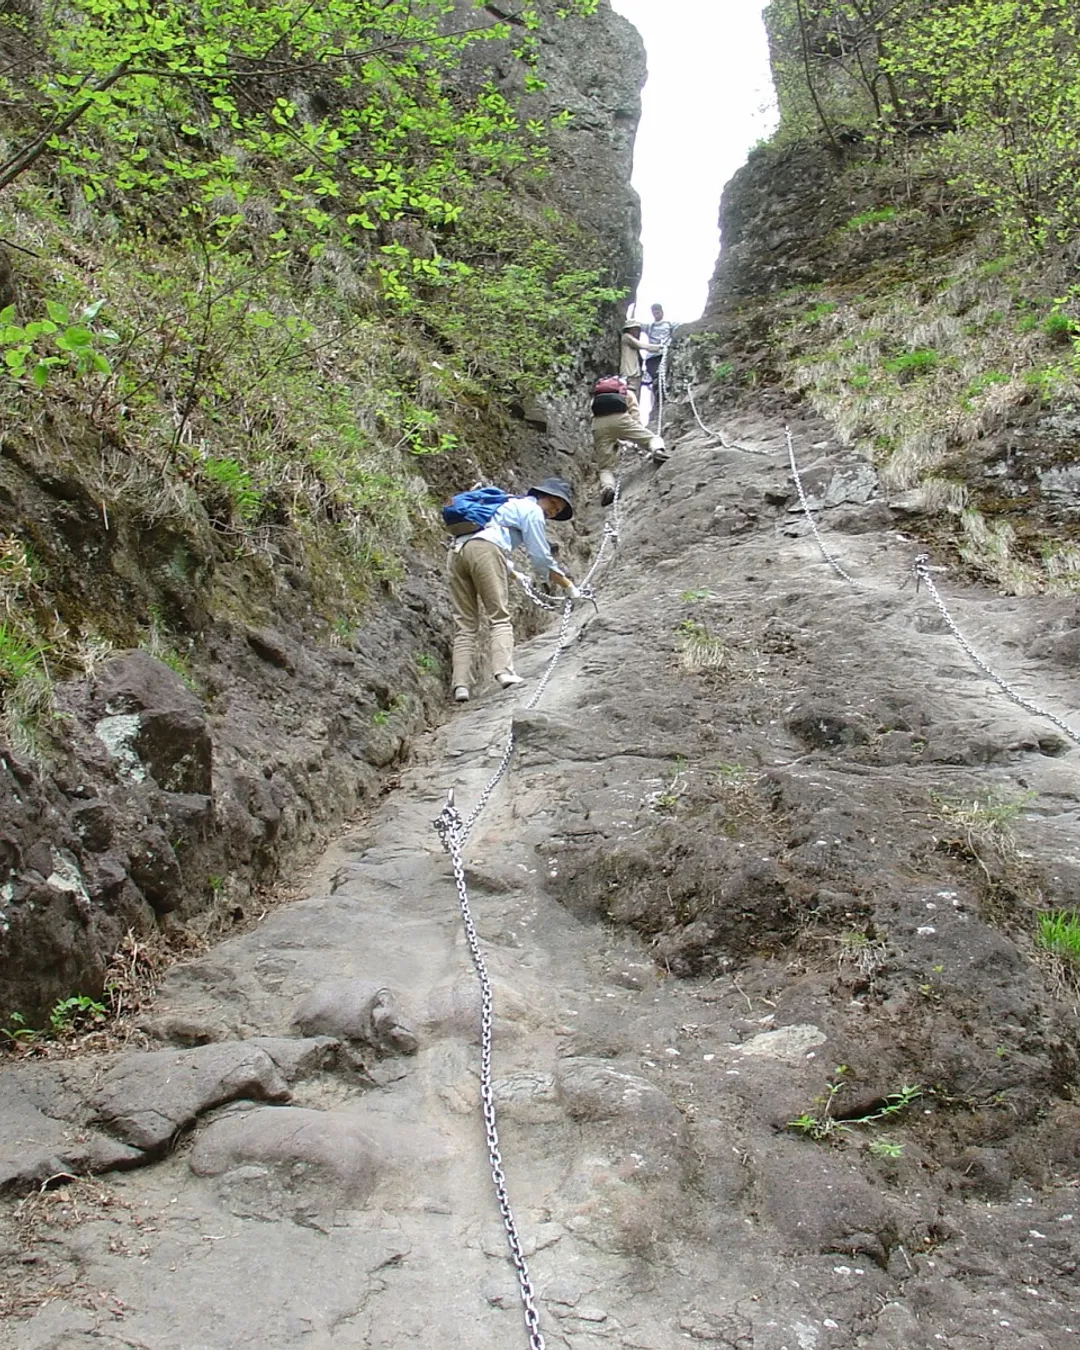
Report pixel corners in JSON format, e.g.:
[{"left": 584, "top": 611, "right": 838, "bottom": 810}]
[{"left": 1, "top": 409, "right": 1079, "bottom": 1348}]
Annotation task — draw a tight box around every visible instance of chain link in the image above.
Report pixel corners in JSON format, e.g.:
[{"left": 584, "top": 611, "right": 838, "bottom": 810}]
[
  {"left": 432, "top": 485, "right": 621, "bottom": 1348},
  {"left": 685, "top": 384, "right": 774, "bottom": 456},
  {"left": 434, "top": 791, "right": 546, "bottom": 1350},
  {"left": 912, "top": 554, "right": 1080, "bottom": 748},
  {"left": 655, "top": 344, "right": 668, "bottom": 437},
  {"left": 785, "top": 426, "right": 858, "bottom": 586},
  {"left": 509, "top": 568, "right": 562, "bottom": 612}
]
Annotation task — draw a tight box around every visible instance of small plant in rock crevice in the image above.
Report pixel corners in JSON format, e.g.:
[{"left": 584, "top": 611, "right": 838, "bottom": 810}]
[
  {"left": 644, "top": 759, "right": 688, "bottom": 814},
  {"left": 48, "top": 995, "right": 106, "bottom": 1036},
  {"left": 140, "top": 605, "right": 197, "bottom": 690},
  {"left": 931, "top": 788, "right": 1036, "bottom": 888},
  {"left": 0, "top": 621, "right": 56, "bottom": 757},
  {"left": 1035, "top": 910, "right": 1080, "bottom": 966},
  {"left": 2, "top": 995, "right": 107, "bottom": 1052},
  {"left": 0, "top": 1012, "right": 39, "bottom": 1049},
  {"left": 675, "top": 619, "right": 731, "bottom": 676},
  {"left": 788, "top": 1066, "right": 922, "bottom": 1144},
  {"left": 841, "top": 207, "right": 898, "bottom": 232}
]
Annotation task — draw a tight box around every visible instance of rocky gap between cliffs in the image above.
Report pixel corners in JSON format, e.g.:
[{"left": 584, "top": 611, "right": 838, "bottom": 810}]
[{"left": 2, "top": 385, "right": 1080, "bottom": 1349}]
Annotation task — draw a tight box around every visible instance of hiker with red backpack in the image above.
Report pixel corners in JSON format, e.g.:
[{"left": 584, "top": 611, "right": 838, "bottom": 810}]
[
  {"left": 590, "top": 375, "right": 668, "bottom": 506},
  {"left": 443, "top": 478, "right": 580, "bottom": 704}
]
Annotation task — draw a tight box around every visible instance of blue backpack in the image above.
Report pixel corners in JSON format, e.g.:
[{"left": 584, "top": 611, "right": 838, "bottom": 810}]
[{"left": 442, "top": 485, "right": 510, "bottom": 536}]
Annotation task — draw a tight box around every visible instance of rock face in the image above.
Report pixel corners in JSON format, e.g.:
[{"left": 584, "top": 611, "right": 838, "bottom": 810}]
[
  {"left": 454, "top": 0, "right": 644, "bottom": 300},
  {"left": 2, "top": 410, "right": 1080, "bottom": 1346},
  {"left": 0, "top": 1, "right": 645, "bottom": 1024}
]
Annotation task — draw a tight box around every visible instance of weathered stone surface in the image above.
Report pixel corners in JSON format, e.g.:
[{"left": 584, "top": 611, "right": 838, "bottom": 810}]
[
  {"left": 0, "top": 1080, "right": 142, "bottom": 1192},
  {"left": 91, "top": 1043, "right": 291, "bottom": 1151},
  {"left": 555, "top": 1058, "right": 686, "bottom": 1181},
  {"left": 188, "top": 1105, "right": 384, "bottom": 1202},
  {"left": 92, "top": 651, "right": 212, "bottom": 796},
  {"left": 292, "top": 981, "right": 418, "bottom": 1055}
]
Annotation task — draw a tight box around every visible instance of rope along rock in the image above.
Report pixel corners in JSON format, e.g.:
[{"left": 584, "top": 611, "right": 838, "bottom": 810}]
[
  {"left": 433, "top": 489, "right": 620, "bottom": 1350},
  {"left": 785, "top": 426, "right": 858, "bottom": 586},
  {"left": 785, "top": 423, "right": 1080, "bottom": 744},
  {"left": 685, "top": 383, "right": 775, "bottom": 456},
  {"left": 912, "top": 554, "right": 1080, "bottom": 749}
]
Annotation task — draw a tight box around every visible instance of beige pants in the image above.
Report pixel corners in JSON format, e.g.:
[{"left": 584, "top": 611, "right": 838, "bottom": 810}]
[
  {"left": 448, "top": 538, "right": 514, "bottom": 688},
  {"left": 593, "top": 411, "right": 660, "bottom": 489}
]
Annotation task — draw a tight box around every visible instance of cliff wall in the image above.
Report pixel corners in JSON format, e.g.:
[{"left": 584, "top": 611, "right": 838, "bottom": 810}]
[{"left": 0, "top": 0, "right": 645, "bottom": 1021}]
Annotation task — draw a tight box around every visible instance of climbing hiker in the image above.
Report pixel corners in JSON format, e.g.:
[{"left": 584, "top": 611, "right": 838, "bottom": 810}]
[
  {"left": 590, "top": 375, "right": 668, "bottom": 506},
  {"left": 644, "top": 303, "right": 675, "bottom": 420},
  {"left": 446, "top": 478, "right": 580, "bottom": 704},
  {"left": 619, "top": 317, "right": 656, "bottom": 398}
]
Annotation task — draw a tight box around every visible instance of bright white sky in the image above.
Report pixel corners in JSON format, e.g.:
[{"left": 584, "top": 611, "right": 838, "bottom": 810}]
[{"left": 610, "top": 0, "right": 777, "bottom": 323}]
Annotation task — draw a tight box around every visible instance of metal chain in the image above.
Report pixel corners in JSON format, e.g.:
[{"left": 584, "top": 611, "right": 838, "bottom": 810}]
[
  {"left": 912, "top": 554, "right": 1080, "bottom": 748},
  {"left": 655, "top": 344, "right": 668, "bottom": 436},
  {"left": 509, "top": 568, "right": 562, "bottom": 612},
  {"left": 435, "top": 792, "right": 546, "bottom": 1350},
  {"left": 432, "top": 488, "right": 621, "bottom": 1349},
  {"left": 785, "top": 426, "right": 858, "bottom": 586},
  {"left": 685, "top": 384, "right": 774, "bottom": 456}
]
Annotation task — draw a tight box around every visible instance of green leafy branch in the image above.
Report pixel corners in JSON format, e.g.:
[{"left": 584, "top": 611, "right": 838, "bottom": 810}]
[{"left": 0, "top": 299, "right": 118, "bottom": 387}]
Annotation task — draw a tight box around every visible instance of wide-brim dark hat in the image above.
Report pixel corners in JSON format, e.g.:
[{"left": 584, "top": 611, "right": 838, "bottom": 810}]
[{"left": 528, "top": 477, "right": 574, "bottom": 522}]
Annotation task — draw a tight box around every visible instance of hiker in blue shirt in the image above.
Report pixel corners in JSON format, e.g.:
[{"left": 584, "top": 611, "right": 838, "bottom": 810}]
[{"left": 448, "top": 478, "right": 580, "bottom": 703}]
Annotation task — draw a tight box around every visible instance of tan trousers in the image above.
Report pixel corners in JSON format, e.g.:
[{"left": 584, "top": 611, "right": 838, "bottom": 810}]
[
  {"left": 448, "top": 538, "right": 514, "bottom": 688},
  {"left": 593, "top": 411, "right": 658, "bottom": 489}
]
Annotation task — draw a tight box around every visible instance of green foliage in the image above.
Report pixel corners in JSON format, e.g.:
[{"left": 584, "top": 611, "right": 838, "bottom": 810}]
[
  {"left": 0, "top": 0, "right": 619, "bottom": 614},
  {"left": 0, "top": 623, "right": 48, "bottom": 686},
  {"left": 1036, "top": 910, "right": 1080, "bottom": 965},
  {"left": 1042, "top": 310, "right": 1075, "bottom": 342},
  {"left": 427, "top": 226, "right": 622, "bottom": 391},
  {"left": 0, "top": 1012, "right": 38, "bottom": 1048},
  {"left": 415, "top": 652, "right": 440, "bottom": 674},
  {"left": 802, "top": 300, "right": 838, "bottom": 325},
  {"left": 48, "top": 995, "right": 107, "bottom": 1035},
  {"left": 0, "top": 300, "right": 117, "bottom": 387},
  {"left": 882, "top": 347, "right": 937, "bottom": 375},
  {"left": 965, "top": 370, "right": 1010, "bottom": 397},
  {"left": 841, "top": 207, "right": 897, "bottom": 231},
  {"left": 771, "top": 1, "right": 1080, "bottom": 250},
  {"left": 2, "top": 996, "right": 107, "bottom": 1050},
  {"left": 0, "top": 620, "right": 55, "bottom": 757},
  {"left": 200, "top": 456, "right": 264, "bottom": 523},
  {"left": 882, "top": 2, "right": 1080, "bottom": 247},
  {"left": 788, "top": 1065, "right": 922, "bottom": 1143}
]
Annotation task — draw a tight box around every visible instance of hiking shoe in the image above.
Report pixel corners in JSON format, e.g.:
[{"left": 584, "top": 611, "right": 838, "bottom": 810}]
[
  {"left": 600, "top": 486, "right": 616, "bottom": 507},
  {"left": 453, "top": 686, "right": 470, "bottom": 703},
  {"left": 495, "top": 671, "right": 525, "bottom": 689}
]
